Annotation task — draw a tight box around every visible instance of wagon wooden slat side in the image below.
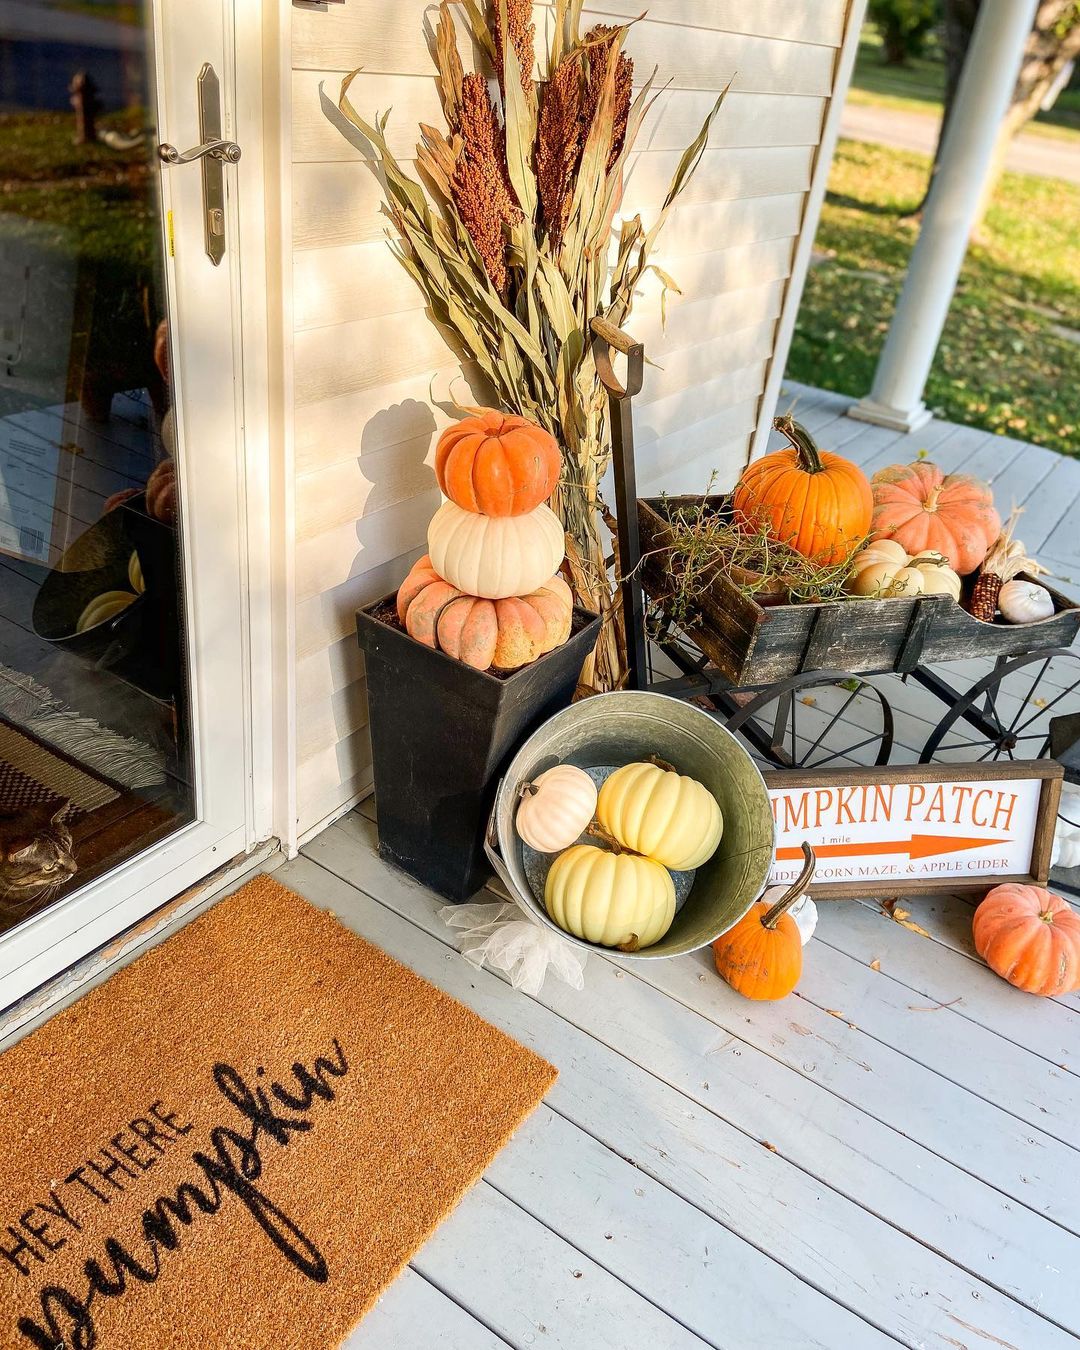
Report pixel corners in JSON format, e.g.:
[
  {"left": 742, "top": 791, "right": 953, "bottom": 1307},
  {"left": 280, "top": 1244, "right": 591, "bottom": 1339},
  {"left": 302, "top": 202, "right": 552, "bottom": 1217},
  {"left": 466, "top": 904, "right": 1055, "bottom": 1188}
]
[{"left": 638, "top": 495, "right": 1080, "bottom": 688}]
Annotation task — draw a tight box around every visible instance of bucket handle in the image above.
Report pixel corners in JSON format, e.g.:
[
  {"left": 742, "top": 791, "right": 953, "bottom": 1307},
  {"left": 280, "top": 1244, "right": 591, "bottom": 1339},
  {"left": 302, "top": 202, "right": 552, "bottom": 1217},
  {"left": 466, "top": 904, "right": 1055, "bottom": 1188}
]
[{"left": 484, "top": 791, "right": 523, "bottom": 899}]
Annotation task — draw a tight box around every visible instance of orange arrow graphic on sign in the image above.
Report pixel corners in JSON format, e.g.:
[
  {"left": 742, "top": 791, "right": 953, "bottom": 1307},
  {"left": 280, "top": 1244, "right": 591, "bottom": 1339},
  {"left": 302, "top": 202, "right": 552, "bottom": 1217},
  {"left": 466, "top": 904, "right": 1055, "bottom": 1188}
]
[{"left": 776, "top": 834, "right": 1009, "bottom": 862}]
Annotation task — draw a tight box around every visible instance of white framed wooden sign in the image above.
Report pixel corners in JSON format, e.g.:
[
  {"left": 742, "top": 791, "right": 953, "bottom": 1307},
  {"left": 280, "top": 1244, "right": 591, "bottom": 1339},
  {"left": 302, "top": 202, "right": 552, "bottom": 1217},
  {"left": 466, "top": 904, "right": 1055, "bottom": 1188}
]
[{"left": 764, "top": 762, "right": 1064, "bottom": 898}]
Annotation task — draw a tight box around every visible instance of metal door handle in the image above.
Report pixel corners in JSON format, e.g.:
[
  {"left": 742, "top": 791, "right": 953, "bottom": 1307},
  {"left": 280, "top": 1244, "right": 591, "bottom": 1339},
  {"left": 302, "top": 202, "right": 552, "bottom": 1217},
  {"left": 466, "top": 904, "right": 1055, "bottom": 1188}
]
[
  {"left": 158, "top": 63, "right": 237, "bottom": 265},
  {"left": 158, "top": 138, "right": 241, "bottom": 166}
]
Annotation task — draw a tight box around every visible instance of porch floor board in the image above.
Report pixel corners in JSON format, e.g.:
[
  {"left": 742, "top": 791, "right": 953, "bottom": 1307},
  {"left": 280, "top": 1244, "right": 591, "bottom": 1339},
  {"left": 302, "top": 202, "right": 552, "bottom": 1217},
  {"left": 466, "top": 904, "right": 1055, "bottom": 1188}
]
[{"left": 262, "top": 803, "right": 1080, "bottom": 1350}]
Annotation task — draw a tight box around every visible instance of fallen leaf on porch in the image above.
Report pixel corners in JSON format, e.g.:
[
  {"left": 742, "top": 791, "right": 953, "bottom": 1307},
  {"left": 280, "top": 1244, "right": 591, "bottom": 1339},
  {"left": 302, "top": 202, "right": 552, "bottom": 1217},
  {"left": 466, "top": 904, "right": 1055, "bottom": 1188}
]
[
  {"left": 886, "top": 905, "right": 932, "bottom": 939},
  {"left": 870, "top": 959, "right": 881, "bottom": 972},
  {"left": 800, "top": 695, "right": 817, "bottom": 707},
  {"left": 908, "top": 996, "right": 963, "bottom": 1012},
  {"left": 1033, "top": 697, "right": 1048, "bottom": 708},
  {"left": 761, "top": 1140, "right": 778, "bottom": 1152}
]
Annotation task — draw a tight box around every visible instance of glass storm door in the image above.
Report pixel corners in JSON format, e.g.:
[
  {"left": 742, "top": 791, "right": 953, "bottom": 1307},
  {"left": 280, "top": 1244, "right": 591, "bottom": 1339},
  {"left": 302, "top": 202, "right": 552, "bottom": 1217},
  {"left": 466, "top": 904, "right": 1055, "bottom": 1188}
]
[{"left": 0, "top": 0, "right": 254, "bottom": 1008}]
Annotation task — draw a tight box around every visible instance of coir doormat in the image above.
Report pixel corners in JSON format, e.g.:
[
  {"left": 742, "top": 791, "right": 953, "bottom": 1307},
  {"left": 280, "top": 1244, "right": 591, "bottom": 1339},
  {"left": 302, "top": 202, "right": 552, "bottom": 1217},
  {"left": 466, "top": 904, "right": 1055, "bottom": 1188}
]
[{"left": 0, "top": 875, "right": 556, "bottom": 1349}]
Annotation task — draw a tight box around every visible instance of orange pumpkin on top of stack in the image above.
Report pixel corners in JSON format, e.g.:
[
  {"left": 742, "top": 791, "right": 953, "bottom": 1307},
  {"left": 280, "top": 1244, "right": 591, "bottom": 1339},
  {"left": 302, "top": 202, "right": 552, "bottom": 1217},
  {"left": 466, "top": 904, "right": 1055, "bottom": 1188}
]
[{"left": 397, "top": 410, "right": 573, "bottom": 673}]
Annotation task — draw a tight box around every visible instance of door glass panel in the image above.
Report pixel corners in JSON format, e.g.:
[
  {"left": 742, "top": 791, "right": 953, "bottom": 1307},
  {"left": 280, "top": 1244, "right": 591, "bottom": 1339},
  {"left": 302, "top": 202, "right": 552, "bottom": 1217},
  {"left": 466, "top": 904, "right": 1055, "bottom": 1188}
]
[{"left": 0, "top": 1, "right": 194, "bottom": 938}]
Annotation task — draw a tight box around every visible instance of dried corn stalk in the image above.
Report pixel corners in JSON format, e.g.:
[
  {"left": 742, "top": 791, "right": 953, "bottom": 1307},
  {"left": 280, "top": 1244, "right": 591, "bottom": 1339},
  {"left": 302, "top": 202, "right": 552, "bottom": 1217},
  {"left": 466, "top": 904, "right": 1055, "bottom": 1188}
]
[{"left": 336, "top": 1, "right": 726, "bottom": 691}]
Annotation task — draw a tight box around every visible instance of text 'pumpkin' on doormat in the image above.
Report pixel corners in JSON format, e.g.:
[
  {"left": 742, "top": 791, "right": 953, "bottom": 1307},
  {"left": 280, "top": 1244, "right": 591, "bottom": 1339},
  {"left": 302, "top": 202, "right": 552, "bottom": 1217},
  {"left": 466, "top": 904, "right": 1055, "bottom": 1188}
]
[{"left": 0, "top": 875, "right": 556, "bottom": 1349}]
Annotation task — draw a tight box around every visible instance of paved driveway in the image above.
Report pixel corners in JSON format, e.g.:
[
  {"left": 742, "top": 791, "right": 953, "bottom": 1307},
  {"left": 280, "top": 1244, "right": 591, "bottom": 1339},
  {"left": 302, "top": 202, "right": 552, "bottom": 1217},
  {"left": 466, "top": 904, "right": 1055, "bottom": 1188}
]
[{"left": 841, "top": 102, "right": 1080, "bottom": 186}]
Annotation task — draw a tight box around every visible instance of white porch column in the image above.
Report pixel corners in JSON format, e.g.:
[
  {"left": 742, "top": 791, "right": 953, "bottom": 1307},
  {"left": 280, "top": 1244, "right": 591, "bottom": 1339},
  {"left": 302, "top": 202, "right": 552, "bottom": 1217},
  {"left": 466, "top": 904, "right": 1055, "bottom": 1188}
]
[{"left": 849, "top": 0, "right": 1038, "bottom": 432}]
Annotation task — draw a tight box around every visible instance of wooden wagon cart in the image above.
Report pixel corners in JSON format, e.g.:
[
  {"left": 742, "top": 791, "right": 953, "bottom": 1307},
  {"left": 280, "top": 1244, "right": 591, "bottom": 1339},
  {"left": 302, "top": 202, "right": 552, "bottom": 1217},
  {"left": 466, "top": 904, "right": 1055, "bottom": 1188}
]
[{"left": 591, "top": 319, "right": 1080, "bottom": 785}]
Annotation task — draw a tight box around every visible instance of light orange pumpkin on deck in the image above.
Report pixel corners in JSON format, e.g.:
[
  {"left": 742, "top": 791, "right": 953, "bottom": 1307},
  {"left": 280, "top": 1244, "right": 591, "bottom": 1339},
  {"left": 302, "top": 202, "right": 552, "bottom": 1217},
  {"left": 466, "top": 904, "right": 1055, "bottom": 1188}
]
[
  {"left": 871, "top": 461, "right": 1000, "bottom": 576},
  {"left": 732, "top": 416, "right": 872, "bottom": 565},
  {"left": 396, "top": 556, "right": 572, "bottom": 671},
  {"left": 435, "top": 410, "right": 561, "bottom": 516},
  {"left": 973, "top": 883, "right": 1080, "bottom": 996}
]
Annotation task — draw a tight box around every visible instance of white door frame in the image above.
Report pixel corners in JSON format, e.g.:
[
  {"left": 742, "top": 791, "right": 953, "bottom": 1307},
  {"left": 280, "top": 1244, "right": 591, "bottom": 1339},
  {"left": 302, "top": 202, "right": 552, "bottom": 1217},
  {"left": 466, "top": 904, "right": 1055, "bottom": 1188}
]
[{"left": 0, "top": 0, "right": 279, "bottom": 1011}]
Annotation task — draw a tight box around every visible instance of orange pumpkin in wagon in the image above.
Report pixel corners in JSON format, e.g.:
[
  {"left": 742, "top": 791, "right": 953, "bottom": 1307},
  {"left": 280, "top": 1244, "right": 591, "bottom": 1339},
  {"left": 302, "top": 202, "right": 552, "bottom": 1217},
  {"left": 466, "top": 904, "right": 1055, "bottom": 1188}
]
[{"left": 732, "top": 416, "right": 872, "bottom": 565}]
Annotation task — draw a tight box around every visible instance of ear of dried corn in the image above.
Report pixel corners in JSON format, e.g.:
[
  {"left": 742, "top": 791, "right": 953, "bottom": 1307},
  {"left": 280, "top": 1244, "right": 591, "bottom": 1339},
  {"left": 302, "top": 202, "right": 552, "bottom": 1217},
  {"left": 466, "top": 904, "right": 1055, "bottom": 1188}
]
[
  {"left": 968, "top": 508, "right": 1046, "bottom": 622},
  {"left": 336, "top": 5, "right": 725, "bottom": 691}
]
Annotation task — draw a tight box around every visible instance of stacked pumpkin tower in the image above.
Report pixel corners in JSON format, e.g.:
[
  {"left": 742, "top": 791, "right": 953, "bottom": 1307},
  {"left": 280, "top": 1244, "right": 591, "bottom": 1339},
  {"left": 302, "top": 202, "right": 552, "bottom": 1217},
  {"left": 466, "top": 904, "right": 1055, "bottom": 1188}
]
[{"left": 397, "top": 410, "right": 574, "bottom": 672}]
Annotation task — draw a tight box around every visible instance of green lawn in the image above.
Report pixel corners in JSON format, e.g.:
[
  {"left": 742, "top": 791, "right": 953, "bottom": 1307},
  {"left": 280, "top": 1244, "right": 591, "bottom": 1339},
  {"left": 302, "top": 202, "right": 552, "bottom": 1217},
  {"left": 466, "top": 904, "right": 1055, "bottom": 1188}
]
[
  {"left": 849, "top": 31, "right": 1080, "bottom": 144},
  {"left": 787, "top": 139, "right": 1080, "bottom": 457}
]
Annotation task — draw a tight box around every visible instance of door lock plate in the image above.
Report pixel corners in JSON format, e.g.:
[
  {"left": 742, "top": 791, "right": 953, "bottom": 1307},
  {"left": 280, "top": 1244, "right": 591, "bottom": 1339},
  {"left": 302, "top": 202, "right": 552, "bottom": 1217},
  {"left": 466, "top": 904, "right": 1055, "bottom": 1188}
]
[{"left": 197, "top": 64, "right": 228, "bottom": 265}]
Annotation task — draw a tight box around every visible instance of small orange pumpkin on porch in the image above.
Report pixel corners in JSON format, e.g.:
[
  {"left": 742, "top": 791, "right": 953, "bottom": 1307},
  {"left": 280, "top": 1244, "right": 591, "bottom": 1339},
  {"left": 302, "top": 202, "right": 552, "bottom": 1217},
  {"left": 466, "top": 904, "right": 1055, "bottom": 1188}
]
[
  {"left": 973, "top": 883, "right": 1080, "bottom": 996},
  {"left": 435, "top": 409, "right": 561, "bottom": 517},
  {"left": 732, "top": 416, "right": 872, "bottom": 565},
  {"left": 712, "top": 845, "right": 815, "bottom": 1000}
]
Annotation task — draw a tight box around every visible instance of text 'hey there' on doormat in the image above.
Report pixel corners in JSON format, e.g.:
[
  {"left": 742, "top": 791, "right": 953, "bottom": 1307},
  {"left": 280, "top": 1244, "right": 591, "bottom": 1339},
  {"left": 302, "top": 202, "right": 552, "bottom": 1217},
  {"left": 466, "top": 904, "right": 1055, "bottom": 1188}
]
[{"left": 0, "top": 875, "right": 556, "bottom": 1349}]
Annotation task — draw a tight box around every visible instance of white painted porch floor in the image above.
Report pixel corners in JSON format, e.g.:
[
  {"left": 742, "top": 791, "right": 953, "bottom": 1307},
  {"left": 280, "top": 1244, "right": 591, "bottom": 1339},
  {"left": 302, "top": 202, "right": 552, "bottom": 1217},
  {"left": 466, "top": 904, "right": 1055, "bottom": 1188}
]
[
  {"left": 280, "top": 799, "right": 1080, "bottom": 1350},
  {"left": 285, "top": 386, "right": 1080, "bottom": 1350}
]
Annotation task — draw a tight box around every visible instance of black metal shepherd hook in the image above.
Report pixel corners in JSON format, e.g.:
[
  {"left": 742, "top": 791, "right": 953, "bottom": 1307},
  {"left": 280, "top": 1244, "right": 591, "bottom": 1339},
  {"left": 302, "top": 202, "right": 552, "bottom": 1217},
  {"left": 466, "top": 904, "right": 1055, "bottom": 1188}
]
[{"left": 591, "top": 316, "right": 647, "bottom": 692}]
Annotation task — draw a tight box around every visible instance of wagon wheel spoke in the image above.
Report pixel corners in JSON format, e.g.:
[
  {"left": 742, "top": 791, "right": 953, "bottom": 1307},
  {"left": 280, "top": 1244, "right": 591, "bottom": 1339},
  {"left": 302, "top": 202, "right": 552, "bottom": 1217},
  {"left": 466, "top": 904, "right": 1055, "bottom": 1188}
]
[
  {"left": 1002, "top": 658, "right": 1053, "bottom": 733},
  {"left": 796, "top": 688, "right": 864, "bottom": 767},
  {"left": 806, "top": 733, "right": 889, "bottom": 769},
  {"left": 1009, "top": 685, "right": 1074, "bottom": 739}
]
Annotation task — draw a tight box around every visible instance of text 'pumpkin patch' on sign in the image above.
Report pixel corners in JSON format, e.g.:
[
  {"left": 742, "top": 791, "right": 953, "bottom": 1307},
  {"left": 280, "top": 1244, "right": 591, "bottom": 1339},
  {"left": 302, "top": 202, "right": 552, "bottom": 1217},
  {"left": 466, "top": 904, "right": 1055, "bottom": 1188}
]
[{"left": 765, "top": 762, "right": 1063, "bottom": 898}]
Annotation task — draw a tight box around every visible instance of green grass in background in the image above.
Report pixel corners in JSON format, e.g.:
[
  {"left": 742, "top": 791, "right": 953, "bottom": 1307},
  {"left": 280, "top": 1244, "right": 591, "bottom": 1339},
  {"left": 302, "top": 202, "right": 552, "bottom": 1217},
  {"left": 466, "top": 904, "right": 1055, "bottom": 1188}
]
[
  {"left": 787, "top": 139, "right": 1080, "bottom": 457},
  {"left": 849, "top": 31, "right": 1080, "bottom": 143}
]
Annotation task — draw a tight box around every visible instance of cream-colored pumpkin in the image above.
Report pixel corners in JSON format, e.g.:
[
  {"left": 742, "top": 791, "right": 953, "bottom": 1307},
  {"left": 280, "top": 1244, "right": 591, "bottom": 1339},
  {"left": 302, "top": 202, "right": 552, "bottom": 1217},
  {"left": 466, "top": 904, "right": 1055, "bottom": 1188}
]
[
  {"left": 545, "top": 844, "right": 675, "bottom": 948},
  {"left": 428, "top": 499, "right": 565, "bottom": 599},
  {"left": 850, "top": 542, "right": 961, "bottom": 600},
  {"left": 128, "top": 551, "right": 145, "bottom": 594},
  {"left": 863, "top": 538, "right": 909, "bottom": 566},
  {"left": 908, "top": 551, "right": 962, "bottom": 600},
  {"left": 848, "top": 557, "right": 925, "bottom": 598},
  {"left": 76, "top": 590, "right": 136, "bottom": 634},
  {"left": 597, "top": 761, "right": 723, "bottom": 870},
  {"left": 516, "top": 764, "right": 597, "bottom": 853}
]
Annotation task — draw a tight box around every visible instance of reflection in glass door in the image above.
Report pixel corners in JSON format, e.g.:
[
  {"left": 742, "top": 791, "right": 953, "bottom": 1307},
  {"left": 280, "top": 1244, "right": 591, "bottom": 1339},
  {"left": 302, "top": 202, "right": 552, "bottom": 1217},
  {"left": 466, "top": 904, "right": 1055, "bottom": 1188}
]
[{"left": 0, "top": 1, "right": 194, "bottom": 938}]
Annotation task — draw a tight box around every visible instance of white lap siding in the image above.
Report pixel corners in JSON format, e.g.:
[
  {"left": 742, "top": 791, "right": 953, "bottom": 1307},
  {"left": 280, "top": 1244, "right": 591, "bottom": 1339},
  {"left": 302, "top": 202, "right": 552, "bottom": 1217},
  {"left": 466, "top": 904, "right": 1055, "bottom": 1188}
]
[{"left": 288, "top": 0, "right": 861, "bottom": 833}]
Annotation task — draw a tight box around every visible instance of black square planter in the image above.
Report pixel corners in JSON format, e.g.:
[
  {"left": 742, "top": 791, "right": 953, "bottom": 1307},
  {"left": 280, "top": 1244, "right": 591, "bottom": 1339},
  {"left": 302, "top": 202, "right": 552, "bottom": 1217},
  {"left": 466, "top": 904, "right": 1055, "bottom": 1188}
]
[{"left": 356, "top": 595, "right": 600, "bottom": 902}]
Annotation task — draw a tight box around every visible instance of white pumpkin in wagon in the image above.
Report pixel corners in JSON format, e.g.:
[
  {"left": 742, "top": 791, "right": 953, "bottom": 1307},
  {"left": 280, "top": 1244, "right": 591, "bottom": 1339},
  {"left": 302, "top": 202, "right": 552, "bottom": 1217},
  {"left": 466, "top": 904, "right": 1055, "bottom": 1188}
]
[{"left": 848, "top": 542, "right": 960, "bottom": 600}]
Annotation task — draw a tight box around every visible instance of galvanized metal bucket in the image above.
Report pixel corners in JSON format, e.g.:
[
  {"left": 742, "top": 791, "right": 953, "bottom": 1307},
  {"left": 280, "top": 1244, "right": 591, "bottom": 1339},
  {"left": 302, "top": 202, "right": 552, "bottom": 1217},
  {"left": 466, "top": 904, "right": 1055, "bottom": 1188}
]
[{"left": 486, "top": 690, "right": 776, "bottom": 959}]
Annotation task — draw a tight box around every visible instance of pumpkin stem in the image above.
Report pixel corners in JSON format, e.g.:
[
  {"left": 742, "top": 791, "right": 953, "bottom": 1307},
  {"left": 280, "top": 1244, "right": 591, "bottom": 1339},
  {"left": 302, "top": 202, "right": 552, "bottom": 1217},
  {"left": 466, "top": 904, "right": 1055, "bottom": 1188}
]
[
  {"left": 646, "top": 753, "right": 679, "bottom": 775},
  {"left": 518, "top": 782, "right": 540, "bottom": 799},
  {"left": 586, "top": 820, "right": 629, "bottom": 855},
  {"left": 772, "top": 415, "right": 825, "bottom": 475},
  {"left": 762, "top": 842, "right": 817, "bottom": 929}
]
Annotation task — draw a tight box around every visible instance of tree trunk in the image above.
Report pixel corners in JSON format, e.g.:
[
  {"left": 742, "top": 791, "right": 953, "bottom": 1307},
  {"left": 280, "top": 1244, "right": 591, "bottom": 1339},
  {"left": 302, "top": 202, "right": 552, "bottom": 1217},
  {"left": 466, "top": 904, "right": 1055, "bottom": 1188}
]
[
  {"left": 914, "top": 0, "right": 1080, "bottom": 222},
  {"left": 911, "top": 0, "right": 980, "bottom": 214}
]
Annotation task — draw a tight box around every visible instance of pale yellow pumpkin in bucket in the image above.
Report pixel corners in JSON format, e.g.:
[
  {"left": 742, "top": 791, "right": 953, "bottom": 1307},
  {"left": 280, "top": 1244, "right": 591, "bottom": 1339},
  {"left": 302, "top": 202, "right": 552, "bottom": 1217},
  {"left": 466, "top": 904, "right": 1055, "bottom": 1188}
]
[
  {"left": 597, "top": 760, "right": 723, "bottom": 870},
  {"left": 545, "top": 844, "right": 675, "bottom": 949}
]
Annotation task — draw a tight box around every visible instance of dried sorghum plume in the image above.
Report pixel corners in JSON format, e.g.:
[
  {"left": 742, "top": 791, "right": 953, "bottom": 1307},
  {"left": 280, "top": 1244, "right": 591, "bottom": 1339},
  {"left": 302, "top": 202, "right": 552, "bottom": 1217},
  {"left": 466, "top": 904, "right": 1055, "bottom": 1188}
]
[
  {"left": 537, "top": 54, "right": 584, "bottom": 249},
  {"left": 452, "top": 72, "right": 521, "bottom": 292},
  {"left": 584, "top": 25, "right": 634, "bottom": 172},
  {"left": 492, "top": 0, "right": 535, "bottom": 96}
]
